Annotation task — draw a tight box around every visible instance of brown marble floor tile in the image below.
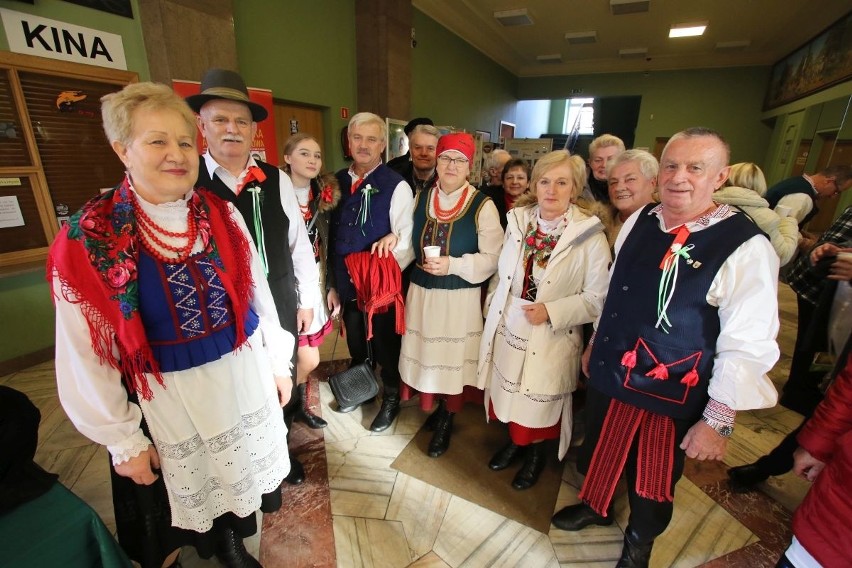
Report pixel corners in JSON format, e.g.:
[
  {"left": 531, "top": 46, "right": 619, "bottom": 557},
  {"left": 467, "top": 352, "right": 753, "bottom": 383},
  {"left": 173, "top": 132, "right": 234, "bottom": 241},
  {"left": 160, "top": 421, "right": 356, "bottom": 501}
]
[{"left": 685, "top": 460, "right": 792, "bottom": 568}]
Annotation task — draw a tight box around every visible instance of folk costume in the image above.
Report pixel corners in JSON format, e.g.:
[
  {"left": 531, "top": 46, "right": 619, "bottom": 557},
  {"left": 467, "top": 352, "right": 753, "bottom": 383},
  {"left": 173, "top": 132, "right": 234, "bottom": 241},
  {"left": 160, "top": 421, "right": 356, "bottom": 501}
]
[
  {"left": 399, "top": 181, "right": 501, "bottom": 410},
  {"left": 478, "top": 202, "right": 610, "bottom": 459},
  {"left": 289, "top": 174, "right": 340, "bottom": 346},
  {"left": 571, "top": 203, "right": 779, "bottom": 547},
  {"left": 49, "top": 178, "right": 293, "bottom": 566},
  {"left": 766, "top": 174, "right": 820, "bottom": 228},
  {"left": 331, "top": 161, "right": 414, "bottom": 429}
]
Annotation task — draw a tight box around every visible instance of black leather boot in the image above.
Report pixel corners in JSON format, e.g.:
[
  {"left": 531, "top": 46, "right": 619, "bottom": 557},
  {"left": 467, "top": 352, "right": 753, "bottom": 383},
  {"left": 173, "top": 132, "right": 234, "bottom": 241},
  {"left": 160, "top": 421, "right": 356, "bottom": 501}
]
[
  {"left": 615, "top": 526, "right": 653, "bottom": 568},
  {"left": 512, "top": 442, "right": 546, "bottom": 490},
  {"left": 284, "top": 456, "right": 305, "bottom": 485},
  {"left": 424, "top": 400, "right": 446, "bottom": 431},
  {"left": 427, "top": 411, "right": 454, "bottom": 457},
  {"left": 214, "top": 526, "right": 262, "bottom": 568},
  {"left": 489, "top": 441, "right": 524, "bottom": 471},
  {"left": 370, "top": 388, "right": 401, "bottom": 432},
  {"left": 294, "top": 382, "right": 327, "bottom": 429},
  {"left": 551, "top": 502, "right": 614, "bottom": 531}
]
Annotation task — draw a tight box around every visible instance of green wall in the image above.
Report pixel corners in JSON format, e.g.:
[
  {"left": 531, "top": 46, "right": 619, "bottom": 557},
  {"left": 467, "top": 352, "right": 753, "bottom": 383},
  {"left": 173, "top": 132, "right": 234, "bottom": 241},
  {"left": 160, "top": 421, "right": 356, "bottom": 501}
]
[
  {"left": 0, "top": 0, "right": 149, "bottom": 79},
  {"left": 233, "top": 0, "right": 357, "bottom": 173},
  {"left": 411, "top": 9, "right": 517, "bottom": 136},
  {"left": 521, "top": 66, "right": 773, "bottom": 165}
]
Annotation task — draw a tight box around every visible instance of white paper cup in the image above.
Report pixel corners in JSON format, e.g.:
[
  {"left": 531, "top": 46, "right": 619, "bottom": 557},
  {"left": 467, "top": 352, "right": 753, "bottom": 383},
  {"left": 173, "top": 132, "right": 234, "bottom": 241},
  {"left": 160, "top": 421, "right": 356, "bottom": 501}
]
[
  {"left": 775, "top": 205, "right": 792, "bottom": 218},
  {"left": 423, "top": 245, "right": 441, "bottom": 259}
]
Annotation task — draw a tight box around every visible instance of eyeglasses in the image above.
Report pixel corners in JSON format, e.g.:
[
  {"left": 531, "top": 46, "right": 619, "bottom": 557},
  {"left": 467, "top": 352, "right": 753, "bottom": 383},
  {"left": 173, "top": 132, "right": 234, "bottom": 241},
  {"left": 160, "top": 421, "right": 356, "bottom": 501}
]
[{"left": 438, "top": 155, "right": 469, "bottom": 167}]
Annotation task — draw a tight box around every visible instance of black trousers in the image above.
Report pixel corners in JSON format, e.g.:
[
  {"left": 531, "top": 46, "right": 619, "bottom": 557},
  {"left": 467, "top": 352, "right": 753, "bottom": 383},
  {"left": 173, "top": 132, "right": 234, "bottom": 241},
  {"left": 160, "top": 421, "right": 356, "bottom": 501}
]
[
  {"left": 578, "top": 387, "right": 694, "bottom": 544},
  {"left": 342, "top": 300, "right": 402, "bottom": 391},
  {"left": 782, "top": 296, "right": 819, "bottom": 400}
]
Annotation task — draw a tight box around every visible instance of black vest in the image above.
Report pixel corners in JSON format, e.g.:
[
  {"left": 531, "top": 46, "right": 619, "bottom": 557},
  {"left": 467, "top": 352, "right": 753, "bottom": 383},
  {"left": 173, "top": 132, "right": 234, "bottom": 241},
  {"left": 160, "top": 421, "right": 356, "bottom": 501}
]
[
  {"left": 589, "top": 207, "right": 762, "bottom": 420},
  {"left": 766, "top": 176, "right": 818, "bottom": 228},
  {"left": 196, "top": 157, "right": 298, "bottom": 348}
]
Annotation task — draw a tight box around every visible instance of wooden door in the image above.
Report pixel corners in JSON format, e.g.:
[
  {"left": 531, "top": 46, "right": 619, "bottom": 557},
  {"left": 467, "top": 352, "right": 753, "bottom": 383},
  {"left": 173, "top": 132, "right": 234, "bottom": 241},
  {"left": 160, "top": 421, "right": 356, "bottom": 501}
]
[
  {"left": 273, "top": 102, "right": 325, "bottom": 166},
  {"left": 789, "top": 139, "right": 812, "bottom": 178},
  {"left": 806, "top": 134, "right": 850, "bottom": 232}
]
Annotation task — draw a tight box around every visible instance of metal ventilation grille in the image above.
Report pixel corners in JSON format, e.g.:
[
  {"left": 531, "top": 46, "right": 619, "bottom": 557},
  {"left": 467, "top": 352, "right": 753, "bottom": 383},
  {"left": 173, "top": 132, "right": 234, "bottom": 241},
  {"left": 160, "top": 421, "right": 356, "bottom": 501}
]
[
  {"left": 565, "top": 31, "right": 597, "bottom": 45},
  {"left": 494, "top": 9, "right": 534, "bottom": 26},
  {"left": 610, "top": 0, "right": 650, "bottom": 16}
]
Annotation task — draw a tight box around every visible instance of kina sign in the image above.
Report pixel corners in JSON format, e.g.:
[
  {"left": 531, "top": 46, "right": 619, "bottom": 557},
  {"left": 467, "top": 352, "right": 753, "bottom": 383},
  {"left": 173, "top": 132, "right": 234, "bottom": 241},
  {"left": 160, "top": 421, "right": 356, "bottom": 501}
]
[{"left": 0, "top": 8, "right": 127, "bottom": 70}]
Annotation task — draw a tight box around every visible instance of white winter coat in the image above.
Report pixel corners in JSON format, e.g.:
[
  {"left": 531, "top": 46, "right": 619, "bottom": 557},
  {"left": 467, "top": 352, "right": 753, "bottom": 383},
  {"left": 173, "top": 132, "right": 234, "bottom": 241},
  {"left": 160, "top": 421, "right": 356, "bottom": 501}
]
[
  {"left": 477, "top": 204, "right": 611, "bottom": 396},
  {"left": 714, "top": 185, "right": 800, "bottom": 266}
]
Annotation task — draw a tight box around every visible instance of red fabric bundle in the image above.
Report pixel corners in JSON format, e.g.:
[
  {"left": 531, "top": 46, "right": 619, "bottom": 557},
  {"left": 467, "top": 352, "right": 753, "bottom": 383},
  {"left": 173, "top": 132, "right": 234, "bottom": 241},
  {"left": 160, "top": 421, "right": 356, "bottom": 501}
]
[{"left": 344, "top": 251, "right": 405, "bottom": 339}]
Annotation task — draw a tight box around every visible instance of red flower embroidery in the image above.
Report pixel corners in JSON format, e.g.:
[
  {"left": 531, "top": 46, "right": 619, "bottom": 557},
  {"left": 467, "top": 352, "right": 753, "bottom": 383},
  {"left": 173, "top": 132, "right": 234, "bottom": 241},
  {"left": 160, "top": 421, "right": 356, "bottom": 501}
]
[
  {"left": 321, "top": 185, "right": 333, "bottom": 203},
  {"left": 106, "top": 265, "right": 131, "bottom": 288}
]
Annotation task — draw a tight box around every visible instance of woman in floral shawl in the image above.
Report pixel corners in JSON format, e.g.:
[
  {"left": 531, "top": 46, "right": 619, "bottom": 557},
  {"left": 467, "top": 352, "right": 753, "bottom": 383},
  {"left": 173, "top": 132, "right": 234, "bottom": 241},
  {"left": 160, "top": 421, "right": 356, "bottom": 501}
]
[{"left": 47, "top": 82, "right": 294, "bottom": 568}]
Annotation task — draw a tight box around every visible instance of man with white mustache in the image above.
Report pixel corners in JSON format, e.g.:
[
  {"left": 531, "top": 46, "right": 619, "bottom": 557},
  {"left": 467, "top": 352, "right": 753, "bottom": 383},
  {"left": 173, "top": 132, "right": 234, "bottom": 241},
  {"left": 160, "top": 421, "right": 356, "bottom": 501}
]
[{"left": 187, "top": 69, "right": 319, "bottom": 487}]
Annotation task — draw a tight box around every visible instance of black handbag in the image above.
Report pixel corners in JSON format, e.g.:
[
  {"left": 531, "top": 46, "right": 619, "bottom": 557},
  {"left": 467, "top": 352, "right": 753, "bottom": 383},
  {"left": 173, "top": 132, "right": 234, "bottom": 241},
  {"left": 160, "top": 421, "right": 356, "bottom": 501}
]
[{"left": 328, "top": 314, "right": 379, "bottom": 409}]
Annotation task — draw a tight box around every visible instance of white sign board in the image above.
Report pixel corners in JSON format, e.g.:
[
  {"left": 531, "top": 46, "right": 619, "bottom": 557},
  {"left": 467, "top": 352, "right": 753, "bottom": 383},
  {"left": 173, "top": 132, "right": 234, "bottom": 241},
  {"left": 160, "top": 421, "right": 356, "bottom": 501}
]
[
  {"left": 0, "top": 8, "right": 127, "bottom": 70},
  {"left": 0, "top": 195, "right": 25, "bottom": 228}
]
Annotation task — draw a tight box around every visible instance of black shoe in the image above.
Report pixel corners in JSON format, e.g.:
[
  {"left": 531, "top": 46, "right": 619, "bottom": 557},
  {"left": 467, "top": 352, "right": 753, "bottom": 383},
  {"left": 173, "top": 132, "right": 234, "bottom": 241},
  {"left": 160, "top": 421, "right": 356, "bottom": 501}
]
[
  {"left": 284, "top": 456, "right": 305, "bottom": 485},
  {"left": 337, "top": 396, "right": 376, "bottom": 413},
  {"left": 214, "top": 526, "right": 262, "bottom": 568},
  {"left": 551, "top": 502, "right": 614, "bottom": 531},
  {"left": 424, "top": 400, "right": 446, "bottom": 431},
  {"left": 512, "top": 442, "right": 546, "bottom": 490},
  {"left": 294, "top": 382, "right": 327, "bottom": 429},
  {"left": 370, "top": 390, "right": 401, "bottom": 432},
  {"left": 427, "top": 412, "right": 454, "bottom": 457},
  {"left": 489, "top": 441, "right": 524, "bottom": 471},
  {"left": 615, "top": 526, "right": 653, "bottom": 568},
  {"left": 727, "top": 463, "right": 769, "bottom": 493}
]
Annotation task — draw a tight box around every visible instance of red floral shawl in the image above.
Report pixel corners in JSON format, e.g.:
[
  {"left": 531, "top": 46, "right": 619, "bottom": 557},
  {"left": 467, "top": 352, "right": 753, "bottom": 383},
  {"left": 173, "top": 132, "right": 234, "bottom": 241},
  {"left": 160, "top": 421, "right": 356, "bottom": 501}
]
[{"left": 46, "top": 178, "right": 253, "bottom": 400}]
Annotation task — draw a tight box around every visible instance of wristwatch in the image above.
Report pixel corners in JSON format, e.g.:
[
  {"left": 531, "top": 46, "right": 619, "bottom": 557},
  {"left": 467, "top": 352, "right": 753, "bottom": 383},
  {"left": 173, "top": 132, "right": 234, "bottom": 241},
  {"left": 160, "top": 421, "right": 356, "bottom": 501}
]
[{"left": 702, "top": 416, "right": 734, "bottom": 438}]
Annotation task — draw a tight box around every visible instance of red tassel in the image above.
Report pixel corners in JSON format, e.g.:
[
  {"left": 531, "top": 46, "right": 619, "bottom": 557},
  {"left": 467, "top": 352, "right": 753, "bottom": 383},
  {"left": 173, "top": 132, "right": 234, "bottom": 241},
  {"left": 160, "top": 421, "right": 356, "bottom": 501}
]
[
  {"left": 645, "top": 364, "right": 669, "bottom": 380},
  {"left": 621, "top": 350, "right": 637, "bottom": 369},
  {"left": 680, "top": 369, "right": 699, "bottom": 387}
]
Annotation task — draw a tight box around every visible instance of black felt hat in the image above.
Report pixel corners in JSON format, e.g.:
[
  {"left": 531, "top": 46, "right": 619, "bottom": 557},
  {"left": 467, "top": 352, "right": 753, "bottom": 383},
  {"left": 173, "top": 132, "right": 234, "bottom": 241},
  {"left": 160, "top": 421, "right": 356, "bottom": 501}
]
[{"left": 185, "top": 68, "right": 268, "bottom": 122}]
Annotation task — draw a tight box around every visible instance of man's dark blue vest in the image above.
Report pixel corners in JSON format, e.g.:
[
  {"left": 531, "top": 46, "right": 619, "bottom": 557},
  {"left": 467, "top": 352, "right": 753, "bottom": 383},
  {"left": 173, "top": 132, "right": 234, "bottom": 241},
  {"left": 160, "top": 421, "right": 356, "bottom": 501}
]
[
  {"left": 409, "top": 187, "right": 489, "bottom": 290},
  {"left": 588, "top": 206, "right": 762, "bottom": 420},
  {"left": 766, "top": 176, "right": 818, "bottom": 228},
  {"left": 332, "top": 164, "right": 403, "bottom": 302},
  {"left": 196, "top": 157, "right": 298, "bottom": 343}
]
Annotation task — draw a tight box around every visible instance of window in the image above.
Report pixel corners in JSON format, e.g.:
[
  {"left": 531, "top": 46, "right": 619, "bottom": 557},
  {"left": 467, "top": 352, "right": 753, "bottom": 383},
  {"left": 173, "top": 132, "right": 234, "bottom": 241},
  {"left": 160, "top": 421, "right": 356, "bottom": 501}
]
[
  {"left": 0, "top": 51, "right": 136, "bottom": 272},
  {"left": 564, "top": 97, "right": 595, "bottom": 136}
]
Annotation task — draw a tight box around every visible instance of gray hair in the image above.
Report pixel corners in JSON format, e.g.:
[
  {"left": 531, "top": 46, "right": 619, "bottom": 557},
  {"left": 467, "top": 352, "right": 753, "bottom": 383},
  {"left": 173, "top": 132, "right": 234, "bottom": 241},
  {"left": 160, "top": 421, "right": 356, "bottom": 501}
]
[
  {"left": 409, "top": 124, "right": 440, "bottom": 141},
  {"left": 486, "top": 148, "right": 511, "bottom": 170},
  {"left": 607, "top": 149, "right": 659, "bottom": 180},
  {"left": 663, "top": 127, "right": 730, "bottom": 166},
  {"left": 348, "top": 112, "right": 387, "bottom": 141}
]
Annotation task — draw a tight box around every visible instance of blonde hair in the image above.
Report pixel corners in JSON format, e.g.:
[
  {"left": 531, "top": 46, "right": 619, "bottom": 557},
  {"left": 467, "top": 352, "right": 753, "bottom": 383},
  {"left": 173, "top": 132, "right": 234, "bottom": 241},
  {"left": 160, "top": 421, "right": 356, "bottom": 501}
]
[
  {"left": 726, "top": 162, "right": 767, "bottom": 196},
  {"left": 588, "top": 134, "right": 625, "bottom": 157},
  {"left": 348, "top": 112, "right": 387, "bottom": 141},
  {"left": 101, "top": 82, "right": 196, "bottom": 146},
  {"left": 530, "top": 150, "right": 587, "bottom": 200}
]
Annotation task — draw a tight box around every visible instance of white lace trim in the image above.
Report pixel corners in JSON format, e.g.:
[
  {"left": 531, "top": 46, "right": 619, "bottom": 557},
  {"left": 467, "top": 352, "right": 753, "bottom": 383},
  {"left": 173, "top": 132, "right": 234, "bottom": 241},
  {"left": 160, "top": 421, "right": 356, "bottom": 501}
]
[{"left": 108, "top": 429, "right": 153, "bottom": 466}]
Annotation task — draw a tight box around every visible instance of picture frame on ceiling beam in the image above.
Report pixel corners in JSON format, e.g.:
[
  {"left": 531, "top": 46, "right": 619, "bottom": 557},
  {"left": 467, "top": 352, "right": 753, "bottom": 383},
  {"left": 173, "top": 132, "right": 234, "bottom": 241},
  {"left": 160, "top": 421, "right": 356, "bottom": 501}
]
[{"left": 764, "top": 10, "right": 852, "bottom": 110}]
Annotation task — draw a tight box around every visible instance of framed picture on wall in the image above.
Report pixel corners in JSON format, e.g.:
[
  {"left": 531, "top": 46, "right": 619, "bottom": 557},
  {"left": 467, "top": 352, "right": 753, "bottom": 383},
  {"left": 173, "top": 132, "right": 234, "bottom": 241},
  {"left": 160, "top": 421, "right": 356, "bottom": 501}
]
[
  {"left": 475, "top": 130, "right": 491, "bottom": 142},
  {"left": 764, "top": 11, "right": 852, "bottom": 110},
  {"left": 499, "top": 121, "right": 515, "bottom": 146},
  {"left": 386, "top": 118, "right": 408, "bottom": 161}
]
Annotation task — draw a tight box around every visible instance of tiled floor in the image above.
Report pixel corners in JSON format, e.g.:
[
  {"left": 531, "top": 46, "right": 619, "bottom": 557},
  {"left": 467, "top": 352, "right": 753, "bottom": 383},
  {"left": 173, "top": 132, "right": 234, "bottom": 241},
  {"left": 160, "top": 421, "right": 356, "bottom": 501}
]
[{"left": 2, "top": 284, "right": 815, "bottom": 567}]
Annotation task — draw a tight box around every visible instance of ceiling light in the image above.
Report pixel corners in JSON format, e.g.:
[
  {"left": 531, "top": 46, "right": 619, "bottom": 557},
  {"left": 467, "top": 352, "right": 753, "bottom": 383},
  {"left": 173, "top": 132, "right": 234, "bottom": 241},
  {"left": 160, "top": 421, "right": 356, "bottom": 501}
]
[
  {"left": 618, "top": 47, "right": 648, "bottom": 58},
  {"left": 494, "top": 9, "right": 534, "bottom": 27},
  {"left": 610, "top": 0, "right": 650, "bottom": 16},
  {"left": 669, "top": 22, "right": 707, "bottom": 38},
  {"left": 715, "top": 40, "right": 751, "bottom": 51},
  {"left": 565, "top": 31, "right": 597, "bottom": 45},
  {"left": 536, "top": 54, "right": 563, "bottom": 64}
]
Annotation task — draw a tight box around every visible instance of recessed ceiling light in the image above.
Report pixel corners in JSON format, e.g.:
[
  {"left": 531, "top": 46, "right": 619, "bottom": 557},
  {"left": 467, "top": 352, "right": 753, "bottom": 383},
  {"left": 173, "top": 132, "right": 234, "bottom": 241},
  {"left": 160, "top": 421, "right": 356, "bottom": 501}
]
[
  {"left": 565, "top": 31, "right": 597, "bottom": 45},
  {"left": 494, "top": 9, "right": 534, "bottom": 27},
  {"left": 610, "top": 0, "right": 650, "bottom": 16},
  {"left": 669, "top": 22, "right": 707, "bottom": 38},
  {"left": 536, "top": 53, "right": 563, "bottom": 63},
  {"left": 619, "top": 47, "right": 648, "bottom": 58}
]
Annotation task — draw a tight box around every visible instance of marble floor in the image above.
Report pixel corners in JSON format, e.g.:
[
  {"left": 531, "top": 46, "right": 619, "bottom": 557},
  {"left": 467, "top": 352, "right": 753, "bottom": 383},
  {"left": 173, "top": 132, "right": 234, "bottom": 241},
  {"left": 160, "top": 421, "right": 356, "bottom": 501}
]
[{"left": 2, "top": 284, "right": 816, "bottom": 568}]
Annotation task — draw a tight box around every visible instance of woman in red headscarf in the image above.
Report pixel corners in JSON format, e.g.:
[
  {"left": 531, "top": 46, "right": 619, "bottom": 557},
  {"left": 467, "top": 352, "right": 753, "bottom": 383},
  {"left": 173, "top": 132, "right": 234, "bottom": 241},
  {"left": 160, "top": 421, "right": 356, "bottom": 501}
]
[{"left": 399, "top": 132, "right": 503, "bottom": 458}]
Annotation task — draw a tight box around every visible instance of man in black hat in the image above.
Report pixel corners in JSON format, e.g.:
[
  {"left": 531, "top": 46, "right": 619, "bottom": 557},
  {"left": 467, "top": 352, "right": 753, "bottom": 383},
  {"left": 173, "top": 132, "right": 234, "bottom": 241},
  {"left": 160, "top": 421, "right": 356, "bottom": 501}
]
[
  {"left": 386, "top": 116, "right": 434, "bottom": 174},
  {"left": 186, "top": 68, "right": 319, "bottom": 487}
]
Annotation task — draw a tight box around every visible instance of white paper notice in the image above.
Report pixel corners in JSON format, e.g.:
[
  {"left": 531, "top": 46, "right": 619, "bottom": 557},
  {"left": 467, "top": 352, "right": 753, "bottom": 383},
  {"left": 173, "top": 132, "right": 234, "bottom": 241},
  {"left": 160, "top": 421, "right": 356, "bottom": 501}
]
[{"left": 0, "top": 195, "right": 25, "bottom": 228}]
